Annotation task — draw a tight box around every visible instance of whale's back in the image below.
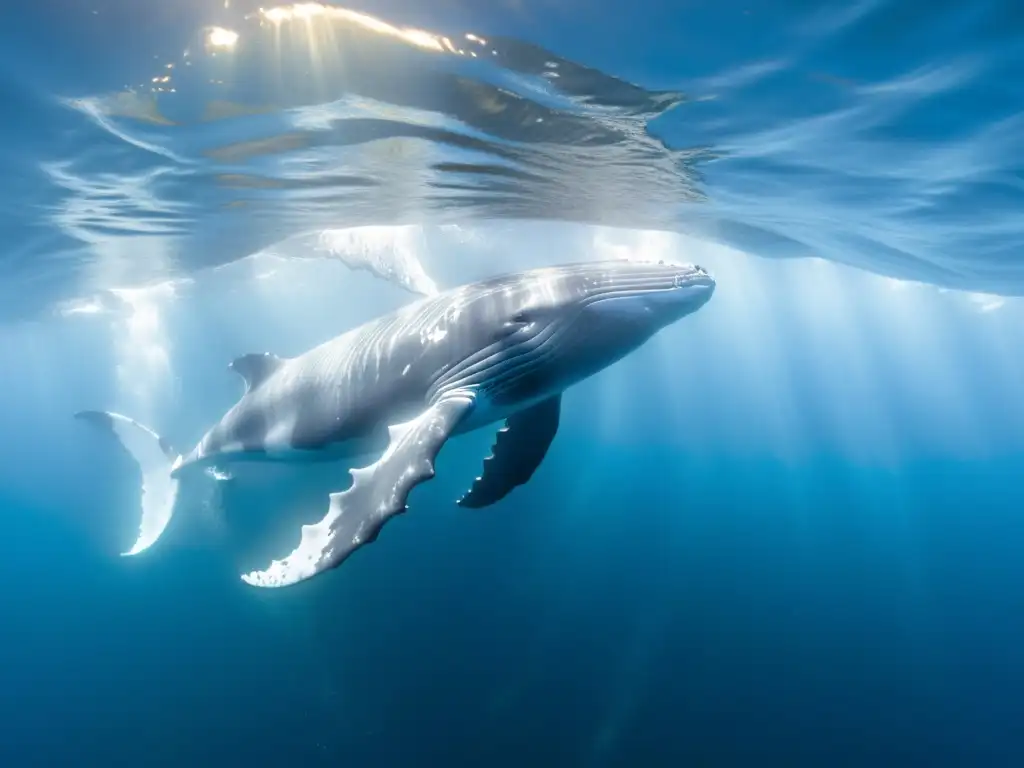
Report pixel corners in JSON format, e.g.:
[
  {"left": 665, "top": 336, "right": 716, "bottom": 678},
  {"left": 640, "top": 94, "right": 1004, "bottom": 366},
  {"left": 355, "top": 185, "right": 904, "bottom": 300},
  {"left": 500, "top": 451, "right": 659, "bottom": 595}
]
[{"left": 177, "top": 286, "right": 510, "bottom": 470}]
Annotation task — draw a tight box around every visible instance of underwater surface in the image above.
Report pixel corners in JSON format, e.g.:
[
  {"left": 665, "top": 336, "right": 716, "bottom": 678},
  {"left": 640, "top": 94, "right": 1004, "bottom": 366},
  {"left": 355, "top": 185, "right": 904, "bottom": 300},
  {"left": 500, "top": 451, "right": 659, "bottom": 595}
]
[{"left": 2, "top": 0, "right": 1024, "bottom": 765}]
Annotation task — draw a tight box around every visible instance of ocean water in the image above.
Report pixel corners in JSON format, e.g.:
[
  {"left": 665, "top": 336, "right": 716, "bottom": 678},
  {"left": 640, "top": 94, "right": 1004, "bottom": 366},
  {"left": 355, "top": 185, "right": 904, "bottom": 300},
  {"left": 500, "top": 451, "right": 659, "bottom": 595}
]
[{"left": 2, "top": 1, "right": 1024, "bottom": 766}]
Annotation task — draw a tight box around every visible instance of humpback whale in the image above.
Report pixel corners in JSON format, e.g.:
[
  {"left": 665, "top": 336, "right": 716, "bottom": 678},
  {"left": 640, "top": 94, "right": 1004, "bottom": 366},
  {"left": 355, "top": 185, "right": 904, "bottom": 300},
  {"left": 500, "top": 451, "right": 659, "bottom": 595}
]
[{"left": 77, "top": 259, "right": 715, "bottom": 588}]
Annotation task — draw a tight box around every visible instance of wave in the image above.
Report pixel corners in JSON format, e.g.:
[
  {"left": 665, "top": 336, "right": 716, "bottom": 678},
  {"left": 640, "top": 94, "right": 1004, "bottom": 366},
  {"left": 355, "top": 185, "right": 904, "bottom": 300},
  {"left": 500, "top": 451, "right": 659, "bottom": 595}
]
[{"left": 4, "top": 1, "right": 1023, "bottom": 320}]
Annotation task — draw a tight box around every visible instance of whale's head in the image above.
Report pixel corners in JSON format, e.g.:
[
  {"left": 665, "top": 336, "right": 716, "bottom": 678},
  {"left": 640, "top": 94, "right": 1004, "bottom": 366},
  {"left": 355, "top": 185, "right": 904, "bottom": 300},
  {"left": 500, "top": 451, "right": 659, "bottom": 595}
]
[
  {"left": 567, "top": 259, "right": 714, "bottom": 360},
  {"left": 574, "top": 258, "right": 716, "bottom": 326},
  {"left": 512, "top": 259, "right": 715, "bottom": 326},
  {"left": 437, "top": 259, "right": 716, "bottom": 406},
  {"left": 482, "top": 260, "right": 714, "bottom": 399}
]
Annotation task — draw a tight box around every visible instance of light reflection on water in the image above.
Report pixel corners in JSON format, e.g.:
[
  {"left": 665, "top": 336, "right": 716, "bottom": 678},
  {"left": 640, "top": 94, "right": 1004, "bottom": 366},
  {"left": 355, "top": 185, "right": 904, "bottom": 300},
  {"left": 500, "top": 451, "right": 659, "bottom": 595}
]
[{"left": 3, "top": 0, "right": 1024, "bottom": 319}]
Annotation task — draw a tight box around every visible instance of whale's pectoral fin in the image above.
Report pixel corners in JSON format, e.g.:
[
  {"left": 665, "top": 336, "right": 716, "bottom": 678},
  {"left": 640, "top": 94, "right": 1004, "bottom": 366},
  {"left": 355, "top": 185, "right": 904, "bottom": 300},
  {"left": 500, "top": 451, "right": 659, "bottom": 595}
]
[
  {"left": 458, "top": 394, "right": 561, "bottom": 509},
  {"left": 241, "top": 390, "right": 476, "bottom": 588}
]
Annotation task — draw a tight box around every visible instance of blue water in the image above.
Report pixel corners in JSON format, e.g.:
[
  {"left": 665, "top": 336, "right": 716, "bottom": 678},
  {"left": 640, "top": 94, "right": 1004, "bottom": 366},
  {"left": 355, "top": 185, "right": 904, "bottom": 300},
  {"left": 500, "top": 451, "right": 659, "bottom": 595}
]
[{"left": 3, "top": 1, "right": 1024, "bottom": 765}]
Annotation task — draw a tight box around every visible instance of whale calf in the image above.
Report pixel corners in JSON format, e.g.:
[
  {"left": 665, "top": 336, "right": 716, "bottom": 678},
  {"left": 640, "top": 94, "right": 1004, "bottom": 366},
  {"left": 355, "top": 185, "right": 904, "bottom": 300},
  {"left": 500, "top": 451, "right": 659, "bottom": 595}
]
[{"left": 77, "top": 259, "right": 715, "bottom": 588}]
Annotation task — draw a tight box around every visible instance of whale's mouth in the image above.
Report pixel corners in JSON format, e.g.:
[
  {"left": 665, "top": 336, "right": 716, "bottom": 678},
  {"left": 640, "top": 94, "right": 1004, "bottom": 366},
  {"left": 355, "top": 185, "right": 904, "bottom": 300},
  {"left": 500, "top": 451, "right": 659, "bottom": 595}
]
[
  {"left": 673, "top": 265, "right": 715, "bottom": 291},
  {"left": 589, "top": 260, "right": 715, "bottom": 303},
  {"left": 675, "top": 266, "right": 716, "bottom": 286}
]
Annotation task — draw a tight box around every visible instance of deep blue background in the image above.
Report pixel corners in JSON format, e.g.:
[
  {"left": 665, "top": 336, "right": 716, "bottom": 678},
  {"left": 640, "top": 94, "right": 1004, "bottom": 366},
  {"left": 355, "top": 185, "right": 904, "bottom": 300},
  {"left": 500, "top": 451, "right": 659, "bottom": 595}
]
[
  {"left": 2, "top": 0, "right": 1024, "bottom": 763},
  {"left": 3, "top": 233, "right": 1024, "bottom": 765}
]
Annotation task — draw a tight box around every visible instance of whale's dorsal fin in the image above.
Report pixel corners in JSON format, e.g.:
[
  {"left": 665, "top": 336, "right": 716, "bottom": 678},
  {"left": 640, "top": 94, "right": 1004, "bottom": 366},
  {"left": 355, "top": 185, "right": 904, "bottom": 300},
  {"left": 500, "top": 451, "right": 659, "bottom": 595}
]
[{"left": 229, "top": 352, "right": 283, "bottom": 393}]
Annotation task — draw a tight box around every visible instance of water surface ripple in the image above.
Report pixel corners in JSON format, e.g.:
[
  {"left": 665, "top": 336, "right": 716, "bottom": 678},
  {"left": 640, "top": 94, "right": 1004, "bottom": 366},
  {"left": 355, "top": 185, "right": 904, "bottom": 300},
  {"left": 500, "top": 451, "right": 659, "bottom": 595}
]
[{"left": 4, "top": 0, "right": 1024, "bottom": 319}]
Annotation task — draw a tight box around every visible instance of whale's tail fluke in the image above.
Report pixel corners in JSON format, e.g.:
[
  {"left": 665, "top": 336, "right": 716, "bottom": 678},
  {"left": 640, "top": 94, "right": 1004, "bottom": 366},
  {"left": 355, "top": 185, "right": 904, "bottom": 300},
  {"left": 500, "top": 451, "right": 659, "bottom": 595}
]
[{"left": 74, "top": 410, "right": 182, "bottom": 557}]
